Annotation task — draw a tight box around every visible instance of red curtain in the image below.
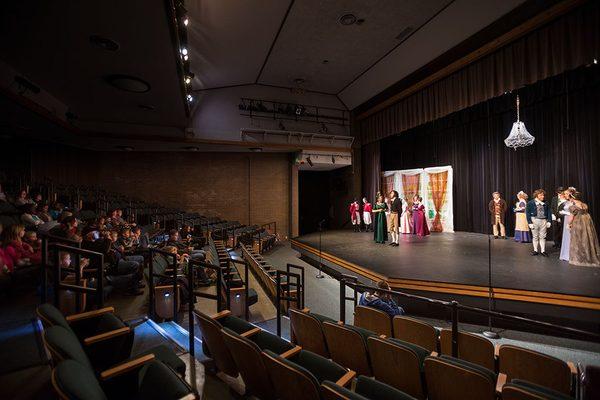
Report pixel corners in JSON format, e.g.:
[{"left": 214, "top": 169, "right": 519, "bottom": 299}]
[{"left": 428, "top": 171, "right": 449, "bottom": 232}]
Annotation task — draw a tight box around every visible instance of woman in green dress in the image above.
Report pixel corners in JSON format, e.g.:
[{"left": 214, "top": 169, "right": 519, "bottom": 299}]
[{"left": 373, "top": 193, "right": 388, "bottom": 244}]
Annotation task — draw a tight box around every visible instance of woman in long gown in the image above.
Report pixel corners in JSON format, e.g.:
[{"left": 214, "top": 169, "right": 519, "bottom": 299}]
[
  {"left": 411, "top": 195, "right": 430, "bottom": 237},
  {"left": 514, "top": 191, "right": 531, "bottom": 243},
  {"left": 560, "top": 189, "right": 575, "bottom": 262},
  {"left": 568, "top": 194, "right": 600, "bottom": 267},
  {"left": 400, "top": 199, "right": 413, "bottom": 234},
  {"left": 372, "top": 194, "right": 388, "bottom": 244}
]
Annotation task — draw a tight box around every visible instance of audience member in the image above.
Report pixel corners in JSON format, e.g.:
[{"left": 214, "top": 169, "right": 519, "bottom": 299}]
[
  {"left": 21, "top": 203, "right": 44, "bottom": 227},
  {"left": 49, "top": 215, "right": 81, "bottom": 242},
  {"left": 359, "top": 280, "right": 405, "bottom": 317},
  {"left": 50, "top": 202, "right": 64, "bottom": 220},
  {"left": 15, "top": 189, "right": 34, "bottom": 206},
  {"left": 37, "top": 203, "right": 53, "bottom": 223},
  {"left": 0, "top": 184, "right": 6, "bottom": 202},
  {"left": 1, "top": 224, "right": 41, "bottom": 269}
]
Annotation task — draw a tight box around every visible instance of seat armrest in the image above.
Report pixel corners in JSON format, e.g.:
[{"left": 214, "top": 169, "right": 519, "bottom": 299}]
[
  {"left": 301, "top": 307, "right": 310, "bottom": 313},
  {"left": 496, "top": 373, "right": 507, "bottom": 395},
  {"left": 100, "top": 354, "right": 155, "bottom": 380},
  {"left": 494, "top": 344, "right": 500, "bottom": 358},
  {"left": 240, "top": 327, "right": 261, "bottom": 338},
  {"left": 211, "top": 310, "right": 231, "bottom": 320},
  {"left": 567, "top": 361, "right": 577, "bottom": 375},
  {"left": 336, "top": 370, "right": 356, "bottom": 388},
  {"left": 430, "top": 351, "right": 438, "bottom": 357},
  {"left": 280, "top": 346, "right": 302, "bottom": 359},
  {"left": 84, "top": 327, "right": 131, "bottom": 345},
  {"left": 66, "top": 307, "right": 115, "bottom": 323}
]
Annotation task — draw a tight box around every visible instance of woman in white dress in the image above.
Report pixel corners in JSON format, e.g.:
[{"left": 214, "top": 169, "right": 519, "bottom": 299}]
[
  {"left": 400, "top": 199, "right": 413, "bottom": 234},
  {"left": 559, "top": 188, "right": 576, "bottom": 261}
]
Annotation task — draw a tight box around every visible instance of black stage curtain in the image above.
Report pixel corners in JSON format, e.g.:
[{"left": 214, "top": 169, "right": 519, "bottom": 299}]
[
  {"left": 380, "top": 66, "right": 600, "bottom": 235},
  {"left": 359, "top": 1, "right": 600, "bottom": 145}
]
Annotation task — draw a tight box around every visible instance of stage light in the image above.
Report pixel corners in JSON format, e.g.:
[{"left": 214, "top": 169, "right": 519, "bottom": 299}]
[
  {"left": 183, "top": 17, "right": 189, "bottom": 26},
  {"left": 306, "top": 156, "right": 313, "bottom": 167},
  {"left": 186, "top": 94, "right": 194, "bottom": 102},
  {"left": 181, "top": 47, "right": 188, "bottom": 56},
  {"left": 183, "top": 54, "right": 188, "bottom": 61},
  {"left": 331, "top": 155, "right": 336, "bottom": 164},
  {"left": 185, "top": 76, "right": 191, "bottom": 85},
  {"left": 594, "top": 58, "right": 598, "bottom": 64},
  {"left": 278, "top": 121, "right": 286, "bottom": 131}
]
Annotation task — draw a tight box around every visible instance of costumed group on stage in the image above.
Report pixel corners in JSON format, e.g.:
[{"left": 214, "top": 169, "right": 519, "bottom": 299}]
[{"left": 349, "top": 186, "right": 600, "bottom": 268}]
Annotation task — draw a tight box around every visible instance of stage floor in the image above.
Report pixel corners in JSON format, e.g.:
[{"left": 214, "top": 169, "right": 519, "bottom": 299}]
[{"left": 292, "top": 230, "right": 600, "bottom": 300}]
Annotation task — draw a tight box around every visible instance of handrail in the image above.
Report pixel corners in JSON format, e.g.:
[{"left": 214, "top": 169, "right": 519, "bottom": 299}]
[
  {"left": 49, "top": 243, "right": 104, "bottom": 313},
  {"left": 275, "top": 268, "right": 304, "bottom": 337},
  {"left": 340, "top": 279, "right": 600, "bottom": 349}
]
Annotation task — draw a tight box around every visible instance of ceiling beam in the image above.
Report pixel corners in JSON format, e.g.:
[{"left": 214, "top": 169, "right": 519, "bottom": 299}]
[{"left": 355, "top": 0, "right": 586, "bottom": 121}]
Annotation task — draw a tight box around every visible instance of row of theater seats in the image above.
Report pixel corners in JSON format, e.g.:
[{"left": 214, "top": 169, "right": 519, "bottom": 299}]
[
  {"left": 241, "top": 244, "right": 299, "bottom": 311},
  {"left": 36, "top": 303, "right": 193, "bottom": 399},
  {"left": 194, "top": 309, "right": 416, "bottom": 400},
  {"left": 290, "top": 307, "right": 578, "bottom": 400}
]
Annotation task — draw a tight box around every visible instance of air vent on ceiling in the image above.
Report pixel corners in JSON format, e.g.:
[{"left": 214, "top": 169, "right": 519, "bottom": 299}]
[{"left": 395, "top": 26, "right": 414, "bottom": 41}]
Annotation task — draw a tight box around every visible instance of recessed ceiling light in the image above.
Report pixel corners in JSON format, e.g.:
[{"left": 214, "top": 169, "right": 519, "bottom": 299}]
[
  {"left": 106, "top": 75, "right": 150, "bottom": 93},
  {"left": 183, "top": 146, "right": 199, "bottom": 151},
  {"left": 322, "top": 60, "right": 329, "bottom": 64},
  {"left": 293, "top": 78, "right": 305, "bottom": 85},
  {"left": 249, "top": 147, "right": 263, "bottom": 152},
  {"left": 339, "top": 13, "right": 357, "bottom": 26},
  {"left": 115, "top": 145, "right": 134, "bottom": 151},
  {"left": 138, "top": 104, "right": 155, "bottom": 111},
  {"left": 90, "top": 35, "right": 120, "bottom": 51}
]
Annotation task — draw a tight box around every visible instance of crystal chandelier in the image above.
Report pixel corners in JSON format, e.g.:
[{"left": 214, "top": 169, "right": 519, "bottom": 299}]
[{"left": 504, "top": 95, "right": 535, "bottom": 150}]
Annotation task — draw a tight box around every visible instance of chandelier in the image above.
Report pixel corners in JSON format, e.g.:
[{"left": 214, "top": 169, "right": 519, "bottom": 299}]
[{"left": 504, "top": 95, "right": 535, "bottom": 150}]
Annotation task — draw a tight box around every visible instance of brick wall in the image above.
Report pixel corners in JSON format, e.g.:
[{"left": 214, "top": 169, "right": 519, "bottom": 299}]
[{"left": 30, "top": 145, "right": 291, "bottom": 238}]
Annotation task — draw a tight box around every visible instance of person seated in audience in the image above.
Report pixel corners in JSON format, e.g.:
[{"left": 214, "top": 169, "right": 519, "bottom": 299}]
[
  {"left": 108, "top": 229, "right": 145, "bottom": 275},
  {"left": 86, "top": 215, "right": 107, "bottom": 232},
  {"left": 162, "top": 229, "right": 205, "bottom": 260},
  {"left": 50, "top": 215, "right": 81, "bottom": 242},
  {"left": 49, "top": 202, "right": 64, "bottom": 220},
  {"left": 0, "top": 183, "right": 7, "bottom": 202},
  {"left": 1, "top": 224, "right": 41, "bottom": 268},
  {"left": 359, "top": 279, "right": 405, "bottom": 317},
  {"left": 21, "top": 203, "right": 44, "bottom": 227},
  {"left": 23, "top": 231, "right": 41, "bottom": 256},
  {"left": 37, "top": 203, "right": 53, "bottom": 223},
  {"left": 39, "top": 210, "right": 70, "bottom": 234},
  {"left": 31, "top": 192, "right": 43, "bottom": 205},
  {"left": 131, "top": 226, "right": 149, "bottom": 249},
  {"left": 15, "top": 189, "right": 35, "bottom": 206},
  {"left": 0, "top": 223, "right": 12, "bottom": 274}
]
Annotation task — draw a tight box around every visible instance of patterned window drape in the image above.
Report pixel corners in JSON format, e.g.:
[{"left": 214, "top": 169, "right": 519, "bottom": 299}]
[
  {"left": 401, "top": 173, "right": 420, "bottom": 208},
  {"left": 428, "top": 171, "right": 449, "bottom": 232}
]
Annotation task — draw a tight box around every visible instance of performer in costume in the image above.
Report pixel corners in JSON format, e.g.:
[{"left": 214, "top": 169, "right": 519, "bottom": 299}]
[
  {"left": 559, "top": 188, "right": 576, "bottom": 261},
  {"left": 568, "top": 192, "right": 600, "bottom": 267},
  {"left": 488, "top": 192, "right": 507, "bottom": 239},
  {"left": 526, "top": 189, "right": 552, "bottom": 256},
  {"left": 411, "top": 195, "right": 430, "bottom": 237},
  {"left": 388, "top": 191, "right": 401, "bottom": 246},
  {"left": 551, "top": 187, "right": 565, "bottom": 248},
  {"left": 513, "top": 191, "right": 531, "bottom": 243},
  {"left": 349, "top": 200, "right": 361, "bottom": 232},
  {"left": 400, "top": 198, "right": 413, "bottom": 234},
  {"left": 372, "top": 193, "right": 388, "bottom": 244},
  {"left": 362, "top": 197, "right": 373, "bottom": 232}
]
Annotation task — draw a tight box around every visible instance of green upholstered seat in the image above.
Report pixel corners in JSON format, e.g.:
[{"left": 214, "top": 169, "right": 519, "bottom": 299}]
[
  {"left": 137, "top": 344, "right": 186, "bottom": 376},
  {"left": 388, "top": 338, "right": 430, "bottom": 371},
  {"left": 38, "top": 303, "right": 72, "bottom": 331},
  {"left": 136, "top": 359, "right": 192, "bottom": 400},
  {"left": 45, "top": 326, "right": 94, "bottom": 370},
  {"left": 321, "top": 381, "right": 369, "bottom": 400},
  {"left": 505, "top": 379, "right": 574, "bottom": 400},
  {"left": 311, "top": 313, "right": 336, "bottom": 324},
  {"left": 286, "top": 349, "right": 348, "bottom": 383},
  {"left": 355, "top": 376, "right": 418, "bottom": 400},
  {"left": 53, "top": 359, "right": 107, "bottom": 400},
  {"left": 219, "top": 314, "right": 255, "bottom": 334},
  {"left": 438, "top": 355, "right": 497, "bottom": 382},
  {"left": 347, "top": 325, "right": 376, "bottom": 344}
]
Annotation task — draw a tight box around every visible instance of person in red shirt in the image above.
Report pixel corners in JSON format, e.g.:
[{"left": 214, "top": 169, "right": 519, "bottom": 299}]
[
  {"left": 349, "top": 200, "right": 361, "bottom": 232},
  {"left": 1, "top": 224, "right": 41, "bottom": 270},
  {"left": 362, "top": 197, "right": 373, "bottom": 232}
]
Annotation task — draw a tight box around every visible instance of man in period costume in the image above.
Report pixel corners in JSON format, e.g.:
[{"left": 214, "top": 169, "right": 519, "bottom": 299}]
[
  {"left": 349, "top": 200, "right": 361, "bottom": 232},
  {"left": 551, "top": 187, "right": 565, "bottom": 248},
  {"left": 488, "top": 192, "right": 507, "bottom": 239},
  {"left": 526, "top": 189, "right": 552, "bottom": 257},
  {"left": 388, "top": 190, "right": 402, "bottom": 246}
]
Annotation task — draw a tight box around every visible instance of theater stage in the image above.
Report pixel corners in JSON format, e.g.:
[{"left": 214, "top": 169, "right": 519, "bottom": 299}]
[{"left": 291, "top": 230, "right": 600, "bottom": 315}]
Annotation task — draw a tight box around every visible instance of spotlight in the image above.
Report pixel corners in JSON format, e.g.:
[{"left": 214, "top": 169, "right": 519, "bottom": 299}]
[
  {"left": 331, "top": 155, "right": 336, "bottom": 164},
  {"left": 295, "top": 105, "right": 305, "bottom": 116},
  {"left": 185, "top": 76, "right": 191, "bottom": 85},
  {"left": 186, "top": 94, "right": 194, "bottom": 102},
  {"left": 181, "top": 47, "right": 188, "bottom": 56},
  {"left": 594, "top": 58, "right": 598, "bottom": 65},
  {"left": 183, "top": 54, "right": 188, "bottom": 61},
  {"left": 183, "top": 17, "right": 189, "bottom": 26},
  {"left": 278, "top": 121, "right": 286, "bottom": 131},
  {"left": 306, "top": 156, "right": 313, "bottom": 167},
  {"left": 183, "top": 146, "right": 199, "bottom": 151},
  {"left": 320, "top": 123, "right": 328, "bottom": 134}
]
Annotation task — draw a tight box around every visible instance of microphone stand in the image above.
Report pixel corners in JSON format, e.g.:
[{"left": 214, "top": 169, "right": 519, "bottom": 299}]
[
  {"left": 483, "top": 234, "right": 500, "bottom": 339},
  {"left": 316, "top": 220, "right": 325, "bottom": 279}
]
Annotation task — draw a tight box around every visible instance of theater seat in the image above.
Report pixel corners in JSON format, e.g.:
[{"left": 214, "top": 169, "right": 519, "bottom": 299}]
[
  {"left": 289, "top": 308, "right": 334, "bottom": 357},
  {"left": 424, "top": 355, "right": 500, "bottom": 400},
  {"left": 262, "top": 347, "right": 355, "bottom": 400},
  {"left": 502, "top": 379, "right": 575, "bottom": 400},
  {"left": 439, "top": 329, "right": 495, "bottom": 371},
  {"left": 393, "top": 316, "right": 439, "bottom": 352},
  {"left": 322, "top": 321, "right": 375, "bottom": 376},
  {"left": 367, "top": 336, "right": 429, "bottom": 399},
  {"left": 321, "top": 375, "right": 417, "bottom": 400},
  {"left": 354, "top": 305, "right": 392, "bottom": 337},
  {"left": 498, "top": 344, "right": 576, "bottom": 396},
  {"left": 37, "top": 303, "right": 185, "bottom": 375}
]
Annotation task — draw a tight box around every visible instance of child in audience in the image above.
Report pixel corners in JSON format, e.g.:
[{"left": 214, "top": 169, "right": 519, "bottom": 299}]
[
  {"left": 37, "top": 203, "right": 53, "bottom": 223},
  {"left": 21, "top": 203, "right": 44, "bottom": 227},
  {"left": 23, "top": 231, "right": 41, "bottom": 256},
  {"left": 359, "top": 280, "right": 405, "bottom": 317},
  {"left": 1, "top": 224, "right": 41, "bottom": 268},
  {"left": 15, "top": 189, "right": 34, "bottom": 206},
  {"left": 50, "top": 215, "right": 81, "bottom": 242},
  {"left": 50, "top": 202, "right": 64, "bottom": 220}
]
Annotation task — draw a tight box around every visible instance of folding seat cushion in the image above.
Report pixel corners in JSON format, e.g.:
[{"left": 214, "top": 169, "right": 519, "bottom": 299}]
[
  {"left": 37, "top": 303, "right": 124, "bottom": 340},
  {"left": 367, "top": 337, "right": 429, "bottom": 399},
  {"left": 393, "top": 316, "right": 439, "bottom": 352},
  {"left": 440, "top": 329, "right": 495, "bottom": 371},
  {"left": 289, "top": 309, "right": 334, "bottom": 357},
  {"left": 498, "top": 344, "right": 574, "bottom": 395},
  {"left": 52, "top": 359, "right": 106, "bottom": 400},
  {"left": 354, "top": 305, "right": 393, "bottom": 337},
  {"left": 424, "top": 355, "right": 497, "bottom": 400},
  {"left": 44, "top": 325, "right": 94, "bottom": 371},
  {"left": 322, "top": 375, "right": 418, "bottom": 400},
  {"left": 502, "top": 379, "right": 574, "bottom": 400},
  {"left": 323, "top": 321, "right": 375, "bottom": 375}
]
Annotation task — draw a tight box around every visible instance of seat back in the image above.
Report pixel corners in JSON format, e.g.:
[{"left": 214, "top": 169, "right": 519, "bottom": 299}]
[
  {"left": 498, "top": 344, "right": 572, "bottom": 395},
  {"left": 502, "top": 379, "right": 574, "bottom": 400},
  {"left": 322, "top": 321, "right": 372, "bottom": 376},
  {"left": 321, "top": 381, "right": 368, "bottom": 400},
  {"left": 262, "top": 350, "right": 321, "bottom": 400},
  {"left": 193, "top": 311, "right": 238, "bottom": 377},
  {"left": 367, "top": 337, "right": 426, "bottom": 399},
  {"left": 37, "top": 303, "right": 72, "bottom": 332},
  {"left": 440, "top": 329, "right": 495, "bottom": 371},
  {"left": 289, "top": 309, "right": 329, "bottom": 357},
  {"left": 355, "top": 375, "right": 419, "bottom": 400},
  {"left": 393, "top": 316, "right": 438, "bottom": 352},
  {"left": 43, "top": 325, "right": 93, "bottom": 371},
  {"left": 52, "top": 360, "right": 107, "bottom": 400},
  {"left": 354, "top": 305, "right": 392, "bottom": 337},
  {"left": 222, "top": 328, "right": 276, "bottom": 400},
  {"left": 424, "top": 356, "right": 496, "bottom": 400}
]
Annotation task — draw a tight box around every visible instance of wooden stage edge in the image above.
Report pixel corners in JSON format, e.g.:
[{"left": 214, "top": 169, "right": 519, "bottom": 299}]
[{"left": 291, "top": 239, "right": 600, "bottom": 311}]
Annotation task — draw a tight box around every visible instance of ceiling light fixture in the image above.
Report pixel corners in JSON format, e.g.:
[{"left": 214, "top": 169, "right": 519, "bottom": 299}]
[
  {"left": 306, "top": 156, "right": 313, "bottom": 167},
  {"left": 249, "top": 147, "right": 263, "bottom": 152},
  {"left": 105, "top": 75, "right": 151, "bottom": 93},
  {"left": 183, "top": 17, "right": 189, "bottom": 26},
  {"left": 116, "top": 145, "right": 134, "bottom": 151},
  {"left": 89, "top": 35, "right": 120, "bottom": 51},
  {"left": 339, "top": 13, "right": 357, "bottom": 25},
  {"left": 184, "top": 146, "right": 199, "bottom": 151},
  {"left": 138, "top": 104, "right": 155, "bottom": 111},
  {"left": 181, "top": 47, "right": 188, "bottom": 56},
  {"left": 186, "top": 94, "right": 194, "bottom": 102}
]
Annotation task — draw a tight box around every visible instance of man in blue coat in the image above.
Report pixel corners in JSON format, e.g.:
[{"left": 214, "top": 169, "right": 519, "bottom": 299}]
[
  {"left": 526, "top": 189, "right": 552, "bottom": 257},
  {"left": 359, "top": 280, "right": 405, "bottom": 317}
]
